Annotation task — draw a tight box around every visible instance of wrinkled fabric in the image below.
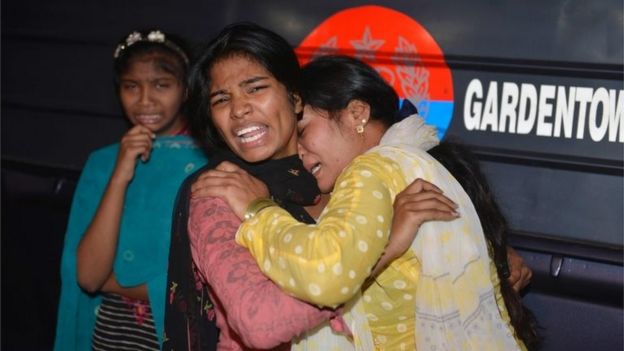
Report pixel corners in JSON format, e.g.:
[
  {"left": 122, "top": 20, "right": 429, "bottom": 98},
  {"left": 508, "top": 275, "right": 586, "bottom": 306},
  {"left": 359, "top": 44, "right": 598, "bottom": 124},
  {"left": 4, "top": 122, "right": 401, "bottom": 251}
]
[
  {"left": 164, "top": 150, "right": 325, "bottom": 351},
  {"left": 238, "top": 116, "right": 525, "bottom": 350}
]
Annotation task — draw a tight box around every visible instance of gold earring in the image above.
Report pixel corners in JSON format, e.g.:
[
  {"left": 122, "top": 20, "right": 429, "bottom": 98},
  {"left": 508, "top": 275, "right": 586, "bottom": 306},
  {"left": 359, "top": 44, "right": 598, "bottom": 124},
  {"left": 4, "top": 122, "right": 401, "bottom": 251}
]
[{"left": 356, "top": 119, "right": 367, "bottom": 134}]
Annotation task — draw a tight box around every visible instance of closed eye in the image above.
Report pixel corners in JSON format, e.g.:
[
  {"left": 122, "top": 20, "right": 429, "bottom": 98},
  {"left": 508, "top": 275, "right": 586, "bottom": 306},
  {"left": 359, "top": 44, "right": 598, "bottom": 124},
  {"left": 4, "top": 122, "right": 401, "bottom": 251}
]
[
  {"left": 211, "top": 95, "right": 229, "bottom": 106},
  {"left": 155, "top": 80, "right": 173, "bottom": 89},
  {"left": 297, "top": 120, "right": 306, "bottom": 137},
  {"left": 247, "top": 85, "right": 268, "bottom": 94},
  {"left": 121, "top": 82, "right": 138, "bottom": 90}
]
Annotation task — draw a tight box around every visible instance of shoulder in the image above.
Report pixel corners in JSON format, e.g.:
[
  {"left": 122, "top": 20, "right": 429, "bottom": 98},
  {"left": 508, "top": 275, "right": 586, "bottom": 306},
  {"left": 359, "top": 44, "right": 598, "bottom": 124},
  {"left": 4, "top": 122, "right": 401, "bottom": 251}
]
[
  {"left": 79, "top": 142, "right": 119, "bottom": 173},
  {"left": 344, "top": 150, "right": 402, "bottom": 179},
  {"left": 371, "top": 143, "right": 436, "bottom": 174},
  {"left": 87, "top": 142, "right": 120, "bottom": 162},
  {"left": 332, "top": 151, "right": 405, "bottom": 196},
  {"left": 338, "top": 146, "right": 435, "bottom": 193}
]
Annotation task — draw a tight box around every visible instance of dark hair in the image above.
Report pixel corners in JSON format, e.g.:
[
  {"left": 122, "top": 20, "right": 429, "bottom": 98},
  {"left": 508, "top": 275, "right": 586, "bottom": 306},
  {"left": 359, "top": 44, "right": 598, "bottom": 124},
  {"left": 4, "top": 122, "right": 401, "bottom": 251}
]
[
  {"left": 299, "top": 55, "right": 397, "bottom": 127},
  {"left": 113, "top": 29, "right": 191, "bottom": 91},
  {"left": 429, "top": 141, "right": 541, "bottom": 349},
  {"left": 186, "top": 22, "right": 301, "bottom": 153}
]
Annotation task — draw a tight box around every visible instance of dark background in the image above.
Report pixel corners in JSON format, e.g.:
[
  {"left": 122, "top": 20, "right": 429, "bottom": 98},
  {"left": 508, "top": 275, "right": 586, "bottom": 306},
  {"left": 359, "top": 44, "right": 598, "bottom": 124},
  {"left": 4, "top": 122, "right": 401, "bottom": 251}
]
[{"left": 3, "top": 1, "right": 623, "bottom": 350}]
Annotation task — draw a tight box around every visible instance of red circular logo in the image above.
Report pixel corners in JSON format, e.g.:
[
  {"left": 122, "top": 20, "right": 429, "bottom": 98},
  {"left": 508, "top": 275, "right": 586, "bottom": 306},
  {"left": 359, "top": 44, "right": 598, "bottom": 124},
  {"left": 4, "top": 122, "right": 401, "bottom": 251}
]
[{"left": 296, "top": 5, "right": 454, "bottom": 137}]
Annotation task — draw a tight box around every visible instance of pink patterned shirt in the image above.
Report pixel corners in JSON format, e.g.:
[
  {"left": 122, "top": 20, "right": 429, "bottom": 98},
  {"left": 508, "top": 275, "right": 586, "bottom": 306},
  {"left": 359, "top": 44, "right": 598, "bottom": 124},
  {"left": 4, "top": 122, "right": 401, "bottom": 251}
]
[{"left": 188, "top": 197, "right": 334, "bottom": 350}]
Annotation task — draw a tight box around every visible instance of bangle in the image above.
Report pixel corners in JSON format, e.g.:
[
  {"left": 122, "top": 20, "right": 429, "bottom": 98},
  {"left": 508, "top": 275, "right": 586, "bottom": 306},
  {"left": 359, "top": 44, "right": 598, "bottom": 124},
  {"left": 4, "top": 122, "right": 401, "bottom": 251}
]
[{"left": 244, "top": 197, "right": 278, "bottom": 221}]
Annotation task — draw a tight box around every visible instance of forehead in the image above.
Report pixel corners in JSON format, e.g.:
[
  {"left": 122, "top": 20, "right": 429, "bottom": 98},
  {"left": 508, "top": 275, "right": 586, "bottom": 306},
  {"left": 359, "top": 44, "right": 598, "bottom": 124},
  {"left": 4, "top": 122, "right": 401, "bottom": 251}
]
[
  {"left": 121, "top": 56, "right": 178, "bottom": 78},
  {"left": 301, "top": 105, "right": 333, "bottom": 122},
  {"left": 209, "top": 55, "right": 272, "bottom": 85}
]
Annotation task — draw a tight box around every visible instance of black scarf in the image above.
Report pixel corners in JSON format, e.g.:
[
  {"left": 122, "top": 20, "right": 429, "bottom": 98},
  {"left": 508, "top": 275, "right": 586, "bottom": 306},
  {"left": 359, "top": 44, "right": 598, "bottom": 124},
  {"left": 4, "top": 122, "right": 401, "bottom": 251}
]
[{"left": 162, "top": 149, "right": 320, "bottom": 351}]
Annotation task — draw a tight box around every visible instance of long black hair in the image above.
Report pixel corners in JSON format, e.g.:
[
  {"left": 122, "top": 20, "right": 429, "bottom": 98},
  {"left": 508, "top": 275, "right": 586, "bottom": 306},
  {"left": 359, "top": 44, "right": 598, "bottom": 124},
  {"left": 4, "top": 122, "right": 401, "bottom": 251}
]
[
  {"left": 186, "top": 22, "right": 301, "bottom": 153},
  {"left": 299, "top": 55, "right": 396, "bottom": 127},
  {"left": 301, "top": 54, "right": 540, "bottom": 349}
]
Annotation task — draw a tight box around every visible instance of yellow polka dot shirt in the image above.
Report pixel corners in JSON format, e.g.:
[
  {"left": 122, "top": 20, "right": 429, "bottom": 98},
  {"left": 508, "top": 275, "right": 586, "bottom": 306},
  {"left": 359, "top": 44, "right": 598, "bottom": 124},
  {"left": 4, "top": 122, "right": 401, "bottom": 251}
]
[{"left": 237, "top": 134, "right": 525, "bottom": 350}]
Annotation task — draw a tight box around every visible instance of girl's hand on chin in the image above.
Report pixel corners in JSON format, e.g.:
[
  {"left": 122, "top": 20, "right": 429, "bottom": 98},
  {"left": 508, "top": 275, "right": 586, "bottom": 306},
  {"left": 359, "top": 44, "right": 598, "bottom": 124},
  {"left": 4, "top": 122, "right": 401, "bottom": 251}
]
[
  {"left": 191, "top": 161, "right": 270, "bottom": 219},
  {"left": 111, "top": 125, "right": 155, "bottom": 183}
]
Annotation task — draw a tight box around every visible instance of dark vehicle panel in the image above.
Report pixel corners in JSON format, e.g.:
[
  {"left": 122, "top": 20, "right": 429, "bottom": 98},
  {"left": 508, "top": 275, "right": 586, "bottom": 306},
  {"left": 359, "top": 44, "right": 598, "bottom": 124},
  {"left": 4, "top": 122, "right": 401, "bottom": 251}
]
[{"left": 3, "top": 1, "right": 622, "bottom": 350}]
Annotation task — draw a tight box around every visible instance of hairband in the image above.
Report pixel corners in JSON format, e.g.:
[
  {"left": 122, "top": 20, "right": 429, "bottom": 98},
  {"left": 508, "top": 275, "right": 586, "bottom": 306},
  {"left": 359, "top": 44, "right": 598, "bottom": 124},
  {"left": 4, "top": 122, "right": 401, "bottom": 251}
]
[{"left": 113, "top": 30, "right": 189, "bottom": 65}]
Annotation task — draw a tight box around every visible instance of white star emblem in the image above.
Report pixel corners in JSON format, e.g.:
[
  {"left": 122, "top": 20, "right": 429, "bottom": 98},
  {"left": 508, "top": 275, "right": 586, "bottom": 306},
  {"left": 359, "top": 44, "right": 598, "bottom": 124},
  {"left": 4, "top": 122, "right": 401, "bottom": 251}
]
[
  {"left": 350, "top": 27, "right": 385, "bottom": 61},
  {"left": 312, "top": 36, "right": 339, "bottom": 59}
]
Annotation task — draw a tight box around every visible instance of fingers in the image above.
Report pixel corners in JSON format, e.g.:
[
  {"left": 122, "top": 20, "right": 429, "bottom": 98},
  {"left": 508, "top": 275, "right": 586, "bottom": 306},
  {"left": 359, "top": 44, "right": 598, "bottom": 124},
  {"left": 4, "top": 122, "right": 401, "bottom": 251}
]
[
  {"left": 396, "top": 179, "right": 457, "bottom": 210},
  {"left": 419, "top": 191, "right": 457, "bottom": 210},
  {"left": 191, "top": 171, "right": 259, "bottom": 199},
  {"left": 127, "top": 124, "right": 156, "bottom": 139},
  {"left": 111, "top": 127, "right": 155, "bottom": 182},
  {"left": 190, "top": 165, "right": 260, "bottom": 199},
  {"left": 121, "top": 133, "right": 153, "bottom": 162},
  {"left": 396, "top": 191, "right": 458, "bottom": 214},
  {"left": 194, "top": 162, "right": 247, "bottom": 182},
  {"left": 192, "top": 168, "right": 246, "bottom": 193},
  {"left": 508, "top": 267, "right": 521, "bottom": 291},
  {"left": 122, "top": 125, "right": 155, "bottom": 155},
  {"left": 511, "top": 267, "right": 530, "bottom": 292},
  {"left": 214, "top": 161, "right": 242, "bottom": 172},
  {"left": 512, "top": 277, "right": 522, "bottom": 292},
  {"left": 194, "top": 169, "right": 234, "bottom": 184},
  {"left": 192, "top": 172, "right": 232, "bottom": 190},
  {"left": 400, "top": 198, "right": 456, "bottom": 215},
  {"left": 515, "top": 266, "right": 533, "bottom": 291},
  {"left": 409, "top": 209, "right": 459, "bottom": 222},
  {"left": 190, "top": 177, "right": 234, "bottom": 199},
  {"left": 506, "top": 247, "right": 533, "bottom": 292},
  {"left": 391, "top": 190, "right": 459, "bottom": 234},
  {"left": 403, "top": 178, "right": 443, "bottom": 195}
]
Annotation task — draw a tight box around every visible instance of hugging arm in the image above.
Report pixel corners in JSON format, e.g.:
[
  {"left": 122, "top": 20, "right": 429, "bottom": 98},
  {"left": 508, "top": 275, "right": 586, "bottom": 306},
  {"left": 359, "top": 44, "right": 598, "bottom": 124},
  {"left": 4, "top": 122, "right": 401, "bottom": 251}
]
[
  {"left": 188, "top": 197, "right": 333, "bottom": 349},
  {"left": 236, "top": 155, "right": 396, "bottom": 307},
  {"left": 370, "top": 178, "right": 459, "bottom": 278},
  {"left": 368, "top": 178, "right": 533, "bottom": 291}
]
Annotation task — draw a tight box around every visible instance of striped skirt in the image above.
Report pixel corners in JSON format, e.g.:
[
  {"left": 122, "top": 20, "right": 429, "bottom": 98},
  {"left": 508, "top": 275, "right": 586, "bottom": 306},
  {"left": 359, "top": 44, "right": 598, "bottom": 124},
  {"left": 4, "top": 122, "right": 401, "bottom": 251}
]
[{"left": 92, "top": 293, "right": 159, "bottom": 351}]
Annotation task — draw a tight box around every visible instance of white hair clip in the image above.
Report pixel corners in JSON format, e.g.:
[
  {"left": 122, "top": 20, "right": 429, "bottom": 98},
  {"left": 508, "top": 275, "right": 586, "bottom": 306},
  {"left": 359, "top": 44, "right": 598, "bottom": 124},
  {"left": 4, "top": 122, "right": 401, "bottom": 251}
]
[
  {"left": 147, "top": 30, "right": 165, "bottom": 43},
  {"left": 113, "top": 30, "right": 189, "bottom": 65},
  {"left": 126, "top": 31, "right": 143, "bottom": 46}
]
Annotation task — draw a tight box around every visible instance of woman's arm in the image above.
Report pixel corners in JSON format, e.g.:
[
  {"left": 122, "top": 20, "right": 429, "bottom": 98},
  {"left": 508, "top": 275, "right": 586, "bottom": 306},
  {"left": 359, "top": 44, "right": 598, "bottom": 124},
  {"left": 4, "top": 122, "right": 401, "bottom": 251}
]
[
  {"left": 101, "top": 273, "right": 148, "bottom": 300},
  {"left": 76, "top": 126, "right": 154, "bottom": 293},
  {"left": 367, "top": 180, "right": 533, "bottom": 291},
  {"left": 232, "top": 154, "right": 400, "bottom": 307},
  {"left": 76, "top": 174, "right": 128, "bottom": 292},
  {"left": 370, "top": 178, "right": 459, "bottom": 277},
  {"left": 188, "top": 196, "right": 333, "bottom": 349}
]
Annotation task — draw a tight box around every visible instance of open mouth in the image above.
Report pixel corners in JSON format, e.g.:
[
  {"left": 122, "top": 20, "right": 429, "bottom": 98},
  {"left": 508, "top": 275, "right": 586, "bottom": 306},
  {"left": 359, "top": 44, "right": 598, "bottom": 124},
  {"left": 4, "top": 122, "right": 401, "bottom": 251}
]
[
  {"left": 235, "top": 124, "right": 268, "bottom": 144},
  {"left": 135, "top": 114, "right": 161, "bottom": 125},
  {"left": 310, "top": 163, "right": 321, "bottom": 176}
]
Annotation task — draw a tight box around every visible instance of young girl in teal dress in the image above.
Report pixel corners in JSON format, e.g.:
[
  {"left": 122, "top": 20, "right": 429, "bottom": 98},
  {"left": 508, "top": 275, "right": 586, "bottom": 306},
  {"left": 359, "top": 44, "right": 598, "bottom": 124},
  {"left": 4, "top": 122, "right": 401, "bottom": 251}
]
[{"left": 54, "top": 29, "right": 207, "bottom": 350}]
